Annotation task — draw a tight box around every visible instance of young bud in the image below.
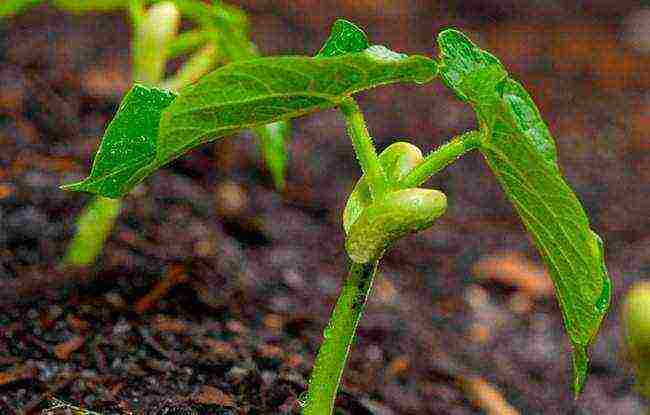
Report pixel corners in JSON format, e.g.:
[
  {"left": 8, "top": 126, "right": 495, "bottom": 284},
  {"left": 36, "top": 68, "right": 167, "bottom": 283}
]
[
  {"left": 345, "top": 188, "right": 446, "bottom": 263},
  {"left": 343, "top": 141, "right": 423, "bottom": 234}
]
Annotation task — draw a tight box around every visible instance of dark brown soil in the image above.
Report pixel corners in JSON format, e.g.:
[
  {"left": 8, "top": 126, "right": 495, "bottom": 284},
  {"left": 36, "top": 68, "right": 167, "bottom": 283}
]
[{"left": 1, "top": 1, "right": 649, "bottom": 414}]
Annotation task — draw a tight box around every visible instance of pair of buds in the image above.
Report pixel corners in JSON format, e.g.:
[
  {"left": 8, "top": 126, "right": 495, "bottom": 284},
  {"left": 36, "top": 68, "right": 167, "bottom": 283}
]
[{"left": 343, "top": 142, "right": 447, "bottom": 263}]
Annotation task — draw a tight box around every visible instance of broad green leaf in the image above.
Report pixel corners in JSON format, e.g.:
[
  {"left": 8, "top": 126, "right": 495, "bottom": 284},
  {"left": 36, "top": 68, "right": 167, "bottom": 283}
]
[
  {"left": 62, "top": 85, "right": 177, "bottom": 198},
  {"left": 0, "top": 0, "right": 44, "bottom": 18},
  {"left": 437, "top": 29, "right": 611, "bottom": 395},
  {"left": 154, "top": 49, "right": 435, "bottom": 172},
  {"left": 68, "top": 39, "right": 436, "bottom": 198}
]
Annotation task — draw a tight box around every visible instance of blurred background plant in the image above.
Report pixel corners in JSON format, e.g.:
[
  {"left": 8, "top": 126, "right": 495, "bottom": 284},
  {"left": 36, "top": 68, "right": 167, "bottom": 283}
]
[
  {"left": 1, "top": 0, "right": 290, "bottom": 268},
  {"left": 622, "top": 281, "right": 650, "bottom": 414}
]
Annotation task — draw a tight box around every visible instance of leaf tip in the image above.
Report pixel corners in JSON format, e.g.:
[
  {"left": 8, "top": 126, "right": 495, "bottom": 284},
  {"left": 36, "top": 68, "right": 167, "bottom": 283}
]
[
  {"left": 571, "top": 344, "right": 589, "bottom": 398},
  {"left": 316, "top": 18, "right": 369, "bottom": 57}
]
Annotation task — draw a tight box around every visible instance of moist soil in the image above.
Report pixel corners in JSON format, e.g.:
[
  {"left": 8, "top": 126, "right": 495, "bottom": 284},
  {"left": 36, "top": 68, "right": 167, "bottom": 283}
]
[{"left": 1, "top": 2, "right": 649, "bottom": 414}]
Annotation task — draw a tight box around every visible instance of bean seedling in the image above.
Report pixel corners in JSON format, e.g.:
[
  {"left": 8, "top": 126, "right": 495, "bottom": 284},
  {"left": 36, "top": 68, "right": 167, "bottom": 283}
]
[{"left": 56, "top": 17, "right": 610, "bottom": 414}]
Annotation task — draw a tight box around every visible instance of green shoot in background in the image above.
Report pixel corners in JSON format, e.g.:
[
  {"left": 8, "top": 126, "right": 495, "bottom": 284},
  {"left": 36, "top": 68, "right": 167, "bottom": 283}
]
[
  {"left": 2, "top": 0, "right": 292, "bottom": 267},
  {"left": 622, "top": 281, "right": 650, "bottom": 414},
  {"left": 6, "top": 8, "right": 609, "bottom": 414}
]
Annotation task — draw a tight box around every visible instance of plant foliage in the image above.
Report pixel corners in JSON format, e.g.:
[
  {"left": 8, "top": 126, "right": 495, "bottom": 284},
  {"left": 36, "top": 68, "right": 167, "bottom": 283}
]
[{"left": 437, "top": 29, "right": 611, "bottom": 394}]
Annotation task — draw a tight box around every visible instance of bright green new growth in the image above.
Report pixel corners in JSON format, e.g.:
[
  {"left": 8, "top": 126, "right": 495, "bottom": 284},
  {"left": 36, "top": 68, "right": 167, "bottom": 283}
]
[
  {"left": 343, "top": 141, "right": 447, "bottom": 263},
  {"left": 436, "top": 29, "right": 611, "bottom": 395}
]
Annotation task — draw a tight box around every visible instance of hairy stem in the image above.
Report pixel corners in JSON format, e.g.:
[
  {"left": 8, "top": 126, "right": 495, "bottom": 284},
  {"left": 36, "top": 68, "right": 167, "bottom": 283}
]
[
  {"left": 339, "top": 97, "right": 388, "bottom": 200},
  {"left": 398, "top": 130, "right": 481, "bottom": 189},
  {"left": 302, "top": 260, "right": 379, "bottom": 415}
]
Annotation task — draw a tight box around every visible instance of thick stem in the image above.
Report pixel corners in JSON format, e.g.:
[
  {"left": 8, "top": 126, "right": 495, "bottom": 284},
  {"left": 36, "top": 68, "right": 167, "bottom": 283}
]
[
  {"left": 398, "top": 130, "right": 481, "bottom": 189},
  {"left": 302, "top": 260, "right": 379, "bottom": 415},
  {"left": 339, "top": 97, "right": 388, "bottom": 200}
]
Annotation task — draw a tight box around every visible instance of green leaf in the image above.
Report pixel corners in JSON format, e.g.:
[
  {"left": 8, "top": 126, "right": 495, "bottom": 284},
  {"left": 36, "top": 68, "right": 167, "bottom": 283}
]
[
  {"left": 437, "top": 28, "right": 611, "bottom": 395},
  {"left": 154, "top": 48, "right": 435, "bottom": 174},
  {"left": 316, "top": 19, "right": 369, "bottom": 57},
  {"left": 0, "top": 0, "right": 44, "bottom": 18},
  {"left": 61, "top": 85, "right": 177, "bottom": 198},
  {"left": 68, "top": 37, "right": 436, "bottom": 198}
]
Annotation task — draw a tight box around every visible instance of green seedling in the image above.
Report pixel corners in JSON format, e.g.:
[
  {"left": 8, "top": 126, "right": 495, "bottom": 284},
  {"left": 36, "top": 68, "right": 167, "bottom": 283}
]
[
  {"left": 58, "top": 18, "right": 610, "bottom": 414},
  {"left": 3, "top": 0, "right": 290, "bottom": 267},
  {"left": 622, "top": 281, "right": 650, "bottom": 410}
]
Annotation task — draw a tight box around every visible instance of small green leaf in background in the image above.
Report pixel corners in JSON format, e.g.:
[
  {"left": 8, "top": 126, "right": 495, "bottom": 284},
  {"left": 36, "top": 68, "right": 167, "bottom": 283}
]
[
  {"left": 437, "top": 29, "right": 611, "bottom": 395},
  {"left": 62, "top": 85, "right": 177, "bottom": 198}
]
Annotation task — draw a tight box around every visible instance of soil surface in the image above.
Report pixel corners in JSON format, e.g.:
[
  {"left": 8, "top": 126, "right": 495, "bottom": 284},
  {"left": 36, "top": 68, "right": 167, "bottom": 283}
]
[{"left": 1, "top": 1, "right": 649, "bottom": 414}]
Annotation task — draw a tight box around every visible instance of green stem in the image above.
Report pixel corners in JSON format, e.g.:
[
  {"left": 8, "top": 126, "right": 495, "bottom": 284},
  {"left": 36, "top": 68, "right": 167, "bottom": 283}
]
[
  {"left": 339, "top": 97, "right": 388, "bottom": 200},
  {"left": 126, "top": 0, "right": 145, "bottom": 30},
  {"left": 160, "top": 44, "right": 220, "bottom": 92},
  {"left": 302, "top": 260, "right": 379, "bottom": 415},
  {"left": 398, "top": 130, "right": 481, "bottom": 189},
  {"left": 131, "top": 1, "right": 180, "bottom": 86},
  {"left": 61, "top": 196, "right": 122, "bottom": 267},
  {"left": 166, "top": 29, "right": 210, "bottom": 59}
]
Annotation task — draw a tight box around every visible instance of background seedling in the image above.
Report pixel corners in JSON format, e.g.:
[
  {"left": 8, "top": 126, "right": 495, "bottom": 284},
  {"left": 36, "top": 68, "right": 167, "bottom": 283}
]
[
  {"left": 60, "top": 18, "right": 611, "bottom": 414},
  {"left": 622, "top": 281, "right": 650, "bottom": 413},
  {"left": 2, "top": 0, "right": 291, "bottom": 268}
]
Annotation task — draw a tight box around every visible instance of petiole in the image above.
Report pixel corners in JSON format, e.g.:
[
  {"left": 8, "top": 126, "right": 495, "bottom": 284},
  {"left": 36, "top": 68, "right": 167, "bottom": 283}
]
[
  {"left": 398, "top": 130, "right": 482, "bottom": 189},
  {"left": 339, "top": 97, "right": 389, "bottom": 200}
]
